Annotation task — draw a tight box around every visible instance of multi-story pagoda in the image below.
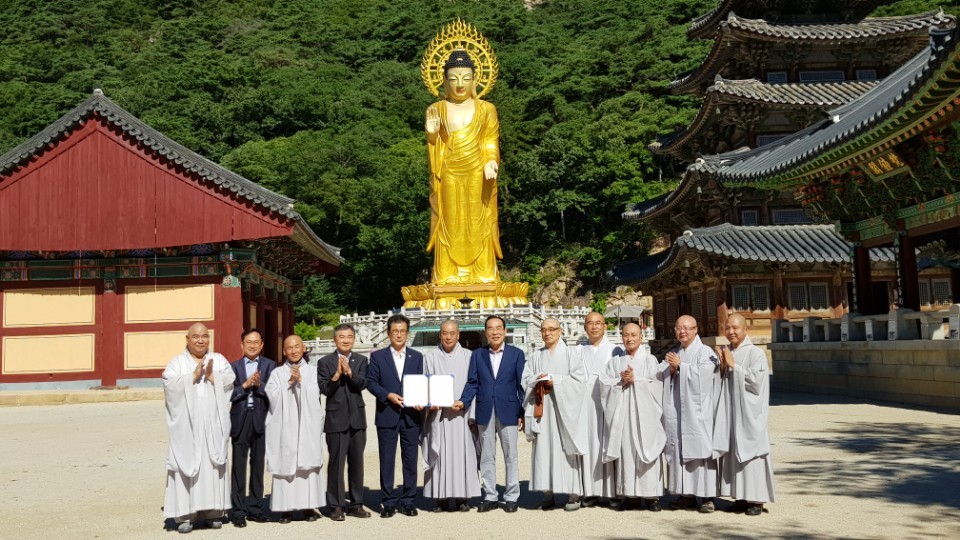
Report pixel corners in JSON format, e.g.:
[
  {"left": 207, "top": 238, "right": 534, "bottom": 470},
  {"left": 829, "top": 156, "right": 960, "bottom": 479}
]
[{"left": 616, "top": 1, "right": 955, "bottom": 347}]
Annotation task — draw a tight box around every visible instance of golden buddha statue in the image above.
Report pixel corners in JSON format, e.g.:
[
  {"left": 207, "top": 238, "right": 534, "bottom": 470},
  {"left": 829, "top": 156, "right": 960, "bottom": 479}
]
[
  {"left": 425, "top": 51, "right": 501, "bottom": 284},
  {"left": 402, "top": 20, "right": 528, "bottom": 309}
]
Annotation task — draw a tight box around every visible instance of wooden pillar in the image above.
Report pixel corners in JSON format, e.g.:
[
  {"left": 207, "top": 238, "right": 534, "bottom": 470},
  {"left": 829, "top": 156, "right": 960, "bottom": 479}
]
[
  {"left": 831, "top": 268, "right": 846, "bottom": 318},
  {"left": 100, "top": 284, "right": 121, "bottom": 387},
  {"left": 772, "top": 267, "right": 786, "bottom": 319},
  {"left": 898, "top": 233, "right": 921, "bottom": 311},
  {"left": 270, "top": 292, "right": 282, "bottom": 362},
  {"left": 716, "top": 277, "right": 729, "bottom": 332},
  {"left": 217, "top": 284, "right": 243, "bottom": 362},
  {"left": 285, "top": 300, "right": 295, "bottom": 337},
  {"left": 853, "top": 245, "right": 874, "bottom": 314},
  {"left": 256, "top": 288, "right": 266, "bottom": 336},
  {"left": 951, "top": 268, "right": 960, "bottom": 303},
  {"left": 241, "top": 289, "right": 251, "bottom": 330}
]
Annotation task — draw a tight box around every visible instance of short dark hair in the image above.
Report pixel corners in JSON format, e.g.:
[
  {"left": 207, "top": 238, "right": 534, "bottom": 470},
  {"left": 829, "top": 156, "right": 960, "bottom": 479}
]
[
  {"left": 485, "top": 315, "right": 506, "bottom": 330},
  {"left": 333, "top": 323, "right": 355, "bottom": 335},
  {"left": 387, "top": 314, "right": 410, "bottom": 331},
  {"left": 241, "top": 328, "right": 263, "bottom": 341}
]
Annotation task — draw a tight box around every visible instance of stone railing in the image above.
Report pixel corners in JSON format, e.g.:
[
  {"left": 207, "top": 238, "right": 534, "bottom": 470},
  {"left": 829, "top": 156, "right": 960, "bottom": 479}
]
[
  {"left": 339, "top": 305, "right": 594, "bottom": 347},
  {"left": 772, "top": 305, "right": 959, "bottom": 343}
]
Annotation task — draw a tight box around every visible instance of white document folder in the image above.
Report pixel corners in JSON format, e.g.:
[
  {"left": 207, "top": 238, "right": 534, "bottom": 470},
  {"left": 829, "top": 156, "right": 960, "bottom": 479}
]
[{"left": 402, "top": 374, "right": 455, "bottom": 407}]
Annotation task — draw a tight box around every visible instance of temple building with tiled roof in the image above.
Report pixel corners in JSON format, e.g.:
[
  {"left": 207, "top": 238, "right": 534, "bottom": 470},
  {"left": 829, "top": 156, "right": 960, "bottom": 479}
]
[
  {"left": 616, "top": 1, "right": 957, "bottom": 353},
  {"left": 0, "top": 90, "right": 342, "bottom": 389}
]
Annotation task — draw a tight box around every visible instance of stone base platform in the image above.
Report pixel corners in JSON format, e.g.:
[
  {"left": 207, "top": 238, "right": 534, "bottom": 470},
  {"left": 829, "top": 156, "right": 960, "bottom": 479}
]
[{"left": 401, "top": 281, "right": 528, "bottom": 309}]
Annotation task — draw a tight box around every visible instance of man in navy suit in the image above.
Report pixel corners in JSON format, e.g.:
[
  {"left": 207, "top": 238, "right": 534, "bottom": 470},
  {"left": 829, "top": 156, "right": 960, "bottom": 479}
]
[
  {"left": 228, "top": 328, "right": 276, "bottom": 527},
  {"left": 455, "top": 315, "right": 526, "bottom": 513},
  {"left": 366, "top": 314, "right": 424, "bottom": 518}
]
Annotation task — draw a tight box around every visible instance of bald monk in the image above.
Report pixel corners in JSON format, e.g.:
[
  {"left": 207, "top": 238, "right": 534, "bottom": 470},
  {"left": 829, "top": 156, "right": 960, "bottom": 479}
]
[
  {"left": 162, "top": 323, "right": 236, "bottom": 534},
  {"left": 265, "top": 335, "right": 326, "bottom": 523},
  {"left": 599, "top": 323, "right": 665, "bottom": 511},
  {"left": 714, "top": 313, "right": 776, "bottom": 516},
  {"left": 659, "top": 315, "right": 721, "bottom": 513}
]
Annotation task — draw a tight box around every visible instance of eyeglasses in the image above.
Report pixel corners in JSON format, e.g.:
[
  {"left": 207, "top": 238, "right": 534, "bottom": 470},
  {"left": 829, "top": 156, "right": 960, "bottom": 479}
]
[
  {"left": 188, "top": 334, "right": 210, "bottom": 341},
  {"left": 674, "top": 326, "right": 697, "bottom": 332},
  {"left": 389, "top": 329, "right": 408, "bottom": 335},
  {"left": 541, "top": 327, "right": 561, "bottom": 332}
]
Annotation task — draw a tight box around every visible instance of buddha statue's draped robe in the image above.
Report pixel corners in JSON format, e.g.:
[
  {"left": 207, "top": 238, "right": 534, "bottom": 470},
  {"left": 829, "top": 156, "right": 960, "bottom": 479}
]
[{"left": 426, "top": 98, "right": 501, "bottom": 284}]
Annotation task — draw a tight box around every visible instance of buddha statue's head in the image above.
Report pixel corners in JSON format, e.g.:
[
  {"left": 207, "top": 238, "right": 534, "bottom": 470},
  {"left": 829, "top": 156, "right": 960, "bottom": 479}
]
[{"left": 443, "top": 50, "right": 477, "bottom": 102}]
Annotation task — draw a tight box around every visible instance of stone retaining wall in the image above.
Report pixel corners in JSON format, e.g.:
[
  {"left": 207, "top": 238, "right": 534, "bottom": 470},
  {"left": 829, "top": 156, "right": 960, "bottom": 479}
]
[{"left": 769, "top": 341, "right": 960, "bottom": 410}]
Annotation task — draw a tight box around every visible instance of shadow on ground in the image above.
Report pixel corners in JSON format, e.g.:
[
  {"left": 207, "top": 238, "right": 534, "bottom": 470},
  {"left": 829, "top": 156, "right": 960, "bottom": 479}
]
[{"left": 781, "top": 419, "right": 960, "bottom": 502}]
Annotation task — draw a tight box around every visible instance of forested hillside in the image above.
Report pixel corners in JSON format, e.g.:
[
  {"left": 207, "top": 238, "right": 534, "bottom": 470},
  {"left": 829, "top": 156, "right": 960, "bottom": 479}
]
[{"left": 0, "top": 0, "right": 952, "bottom": 317}]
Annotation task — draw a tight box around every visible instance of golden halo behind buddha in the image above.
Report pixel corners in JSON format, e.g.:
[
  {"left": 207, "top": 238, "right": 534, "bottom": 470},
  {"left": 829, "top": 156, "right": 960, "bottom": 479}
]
[{"left": 420, "top": 19, "right": 499, "bottom": 99}]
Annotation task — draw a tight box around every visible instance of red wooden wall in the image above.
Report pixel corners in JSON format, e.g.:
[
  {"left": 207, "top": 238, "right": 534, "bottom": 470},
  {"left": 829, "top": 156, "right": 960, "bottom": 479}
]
[{"left": 0, "top": 119, "right": 292, "bottom": 251}]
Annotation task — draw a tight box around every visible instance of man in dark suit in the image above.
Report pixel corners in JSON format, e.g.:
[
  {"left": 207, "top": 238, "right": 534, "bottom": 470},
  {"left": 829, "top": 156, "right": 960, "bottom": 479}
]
[
  {"left": 228, "top": 328, "right": 275, "bottom": 527},
  {"left": 317, "top": 323, "right": 371, "bottom": 521},
  {"left": 455, "top": 315, "right": 526, "bottom": 513},
  {"left": 366, "top": 314, "right": 424, "bottom": 518}
]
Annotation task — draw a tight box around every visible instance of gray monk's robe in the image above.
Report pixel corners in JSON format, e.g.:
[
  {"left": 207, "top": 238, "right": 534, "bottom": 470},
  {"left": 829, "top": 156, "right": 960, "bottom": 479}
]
[
  {"left": 657, "top": 335, "right": 720, "bottom": 497},
  {"left": 162, "top": 350, "right": 235, "bottom": 522},
  {"left": 599, "top": 348, "right": 666, "bottom": 498},
  {"left": 421, "top": 344, "right": 481, "bottom": 499},
  {"left": 715, "top": 337, "right": 776, "bottom": 504},
  {"left": 265, "top": 360, "right": 326, "bottom": 512},
  {"left": 575, "top": 339, "right": 616, "bottom": 498},
  {"left": 522, "top": 341, "right": 586, "bottom": 494}
]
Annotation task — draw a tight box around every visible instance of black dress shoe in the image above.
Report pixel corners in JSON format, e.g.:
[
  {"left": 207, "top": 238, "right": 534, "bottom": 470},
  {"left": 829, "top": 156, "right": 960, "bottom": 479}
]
[
  {"left": 647, "top": 499, "right": 662, "bottom": 512},
  {"left": 380, "top": 508, "right": 396, "bottom": 518},
  {"left": 456, "top": 500, "right": 470, "bottom": 512},
  {"left": 279, "top": 512, "right": 292, "bottom": 524},
  {"left": 347, "top": 506, "right": 371, "bottom": 518},
  {"left": 504, "top": 502, "right": 518, "bottom": 513},
  {"left": 477, "top": 501, "right": 498, "bottom": 513},
  {"left": 581, "top": 497, "right": 599, "bottom": 508},
  {"left": 248, "top": 514, "right": 269, "bottom": 523},
  {"left": 399, "top": 506, "right": 419, "bottom": 517},
  {"left": 431, "top": 499, "right": 448, "bottom": 513},
  {"left": 232, "top": 516, "right": 247, "bottom": 528},
  {"left": 330, "top": 507, "right": 345, "bottom": 522},
  {"left": 746, "top": 503, "right": 763, "bottom": 516}
]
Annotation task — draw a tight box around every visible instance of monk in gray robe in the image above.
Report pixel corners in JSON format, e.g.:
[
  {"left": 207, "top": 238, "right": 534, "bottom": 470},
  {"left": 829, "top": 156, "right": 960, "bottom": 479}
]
[
  {"left": 575, "top": 311, "right": 616, "bottom": 504},
  {"left": 422, "top": 320, "right": 480, "bottom": 512},
  {"left": 659, "top": 315, "right": 721, "bottom": 513},
  {"left": 714, "top": 313, "right": 776, "bottom": 516},
  {"left": 162, "top": 323, "right": 235, "bottom": 534},
  {"left": 265, "top": 335, "right": 326, "bottom": 523},
  {"left": 522, "top": 318, "right": 587, "bottom": 511},
  {"left": 600, "top": 323, "right": 665, "bottom": 512}
]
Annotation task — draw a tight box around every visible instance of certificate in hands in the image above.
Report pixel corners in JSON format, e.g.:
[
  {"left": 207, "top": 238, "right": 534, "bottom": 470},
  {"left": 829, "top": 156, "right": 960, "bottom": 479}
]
[{"left": 402, "top": 374, "right": 455, "bottom": 407}]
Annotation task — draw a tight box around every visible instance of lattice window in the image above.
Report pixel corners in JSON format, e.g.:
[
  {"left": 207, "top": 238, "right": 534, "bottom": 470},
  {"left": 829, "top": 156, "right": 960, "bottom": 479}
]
[
  {"left": 665, "top": 298, "right": 678, "bottom": 329},
  {"left": 855, "top": 69, "right": 878, "bottom": 81},
  {"left": 932, "top": 280, "right": 952, "bottom": 306},
  {"left": 705, "top": 289, "right": 717, "bottom": 323},
  {"left": 788, "top": 284, "right": 808, "bottom": 311},
  {"left": 809, "top": 283, "right": 830, "bottom": 310},
  {"left": 766, "top": 71, "right": 788, "bottom": 83},
  {"left": 731, "top": 285, "right": 751, "bottom": 311},
  {"left": 691, "top": 290, "right": 704, "bottom": 322},
  {"left": 771, "top": 208, "right": 813, "bottom": 224},
  {"left": 799, "top": 70, "right": 845, "bottom": 83},
  {"left": 740, "top": 209, "right": 759, "bottom": 226},
  {"left": 752, "top": 285, "right": 770, "bottom": 311},
  {"left": 919, "top": 281, "right": 931, "bottom": 306}
]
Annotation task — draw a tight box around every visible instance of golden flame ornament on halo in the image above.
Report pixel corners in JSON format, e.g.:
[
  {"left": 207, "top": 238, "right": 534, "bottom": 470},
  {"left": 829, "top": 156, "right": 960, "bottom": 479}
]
[{"left": 421, "top": 19, "right": 499, "bottom": 99}]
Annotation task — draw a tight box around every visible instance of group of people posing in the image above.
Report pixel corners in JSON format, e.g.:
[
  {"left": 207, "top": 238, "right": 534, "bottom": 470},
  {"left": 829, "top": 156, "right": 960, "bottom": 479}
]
[{"left": 161, "top": 311, "right": 775, "bottom": 533}]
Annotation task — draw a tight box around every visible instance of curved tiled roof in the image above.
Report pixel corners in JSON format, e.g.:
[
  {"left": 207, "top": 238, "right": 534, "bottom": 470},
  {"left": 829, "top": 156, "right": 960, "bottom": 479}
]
[
  {"left": 712, "top": 27, "right": 960, "bottom": 186},
  {"left": 686, "top": 0, "right": 884, "bottom": 40},
  {"left": 727, "top": 10, "right": 950, "bottom": 41},
  {"left": 675, "top": 223, "right": 849, "bottom": 263},
  {"left": 672, "top": 10, "right": 952, "bottom": 94},
  {"left": 611, "top": 224, "right": 910, "bottom": 285},
  {"left": 651, "top": 79, "right": 876, "bottom": 157},
  {"left": 0, "top": 90, "right": 343, "bottom": 267}
]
